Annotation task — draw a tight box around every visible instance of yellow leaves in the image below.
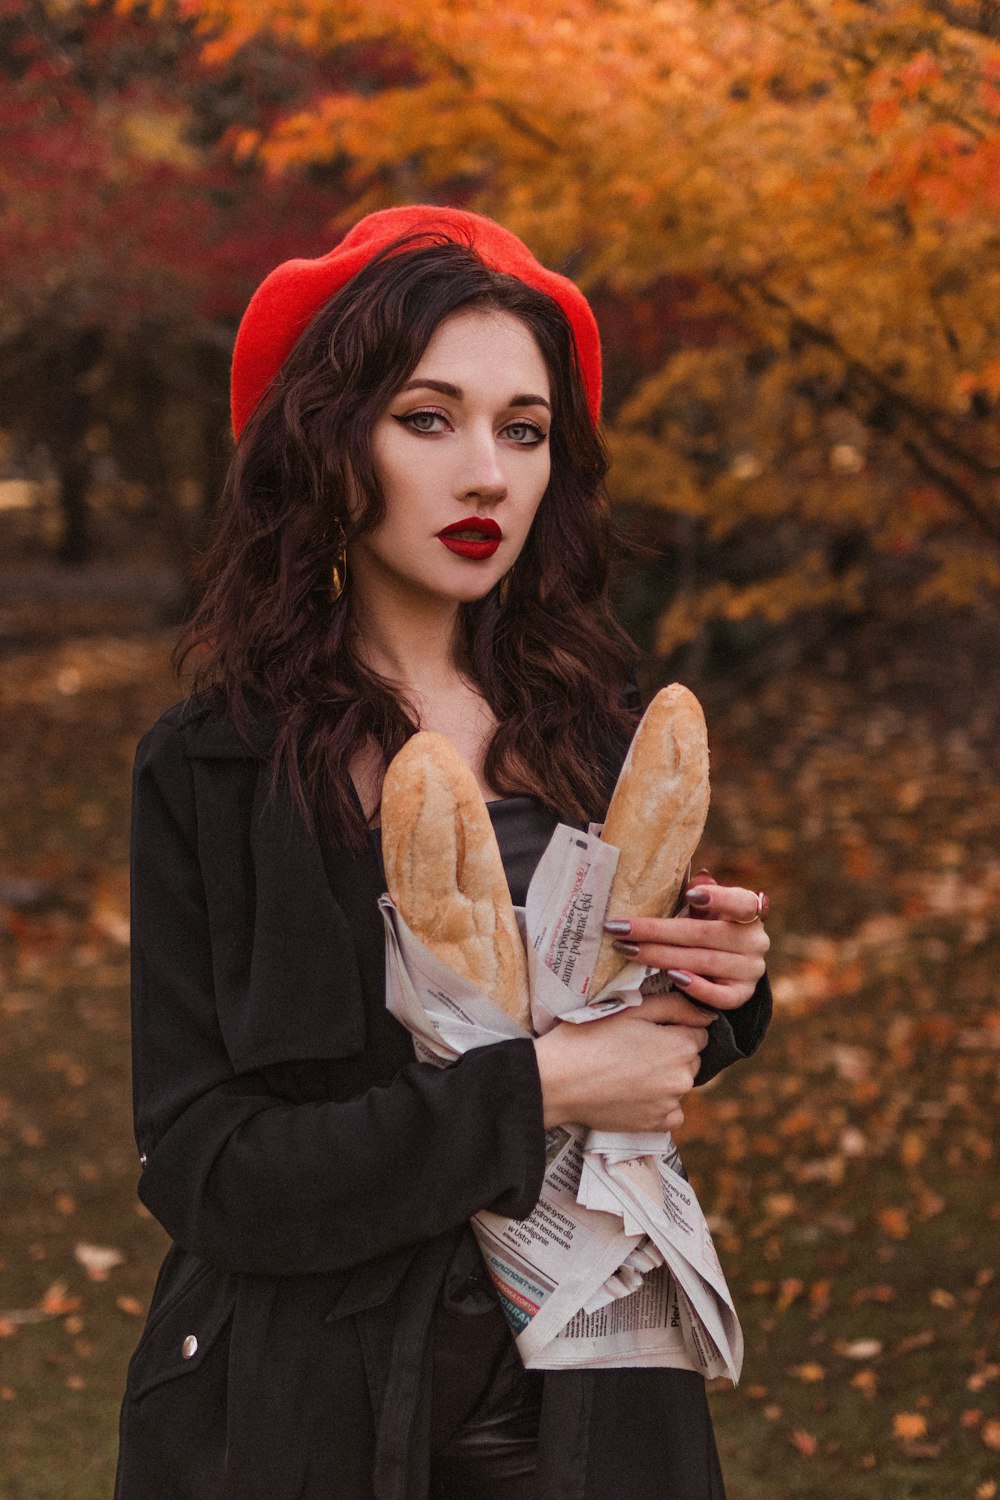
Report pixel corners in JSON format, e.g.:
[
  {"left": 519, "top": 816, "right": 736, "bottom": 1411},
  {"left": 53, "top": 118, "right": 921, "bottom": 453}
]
[
  {"left": 982, "top": 1421, "right": 1000, "bottom": 1452},
  {"left": 807, "top": 1281, "right": 832, "bottom": 1318},
  {"left": 899, "top": 1129, "right": 925, "bottom": 1169},
  {"left": 916, "top": 544, "right": 1000, "bottom": 610},
  {"left": 849, "top": 1284, "right": 896, "bottom": 1307},
  {"left": 956, "top": 361, "right": 1000, "bottom": 405},
  {"left": 788, "top": 1361, "right": 826, "bottom": 1383},
  {"left": 133, "top": 0, "right": 1000, "bottom": 643},
  {"left": 228, "top": 127, "right": 262, "bottom": 165},
  {"left": 653, "top": 558, "right": 864, "bottom": 658},
  {"left": 119, "top": 109, "right": 202, "bottom": 170},
  {"left": 775, "top": 1277, "right": 805, "bottom": 1312},
  {"left": 876, "top": 1206, "right": 911, "bottom": 1240},
  {"left": 893, "top": 1411, "right": 928, "bottom": 1440}
]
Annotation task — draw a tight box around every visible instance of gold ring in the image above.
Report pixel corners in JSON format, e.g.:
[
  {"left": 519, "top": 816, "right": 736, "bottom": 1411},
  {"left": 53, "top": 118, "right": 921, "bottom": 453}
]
[{"left": 732, "top": 890, "right": 768, "bottom": 924}]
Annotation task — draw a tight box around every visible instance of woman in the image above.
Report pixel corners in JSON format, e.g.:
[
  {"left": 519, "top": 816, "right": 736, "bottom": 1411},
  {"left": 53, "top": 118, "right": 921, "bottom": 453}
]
[{"left": 115, "top": 205, "right": 771, "bottom": 1500}]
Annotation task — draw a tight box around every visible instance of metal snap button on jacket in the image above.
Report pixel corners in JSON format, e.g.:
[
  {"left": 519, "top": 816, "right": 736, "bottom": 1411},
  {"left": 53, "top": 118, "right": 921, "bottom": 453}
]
[{"left": 182, "top": 1335, "right": 198, "bottom": 1360}]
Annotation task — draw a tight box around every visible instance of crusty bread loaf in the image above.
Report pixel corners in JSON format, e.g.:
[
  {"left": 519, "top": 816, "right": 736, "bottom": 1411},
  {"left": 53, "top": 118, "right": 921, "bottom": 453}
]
[
  {"left": 381, "top": 732, "right": 530, "bottom": 1029},
  {"left": 589, "top": 684, "right": 710, "bottom": 995}
]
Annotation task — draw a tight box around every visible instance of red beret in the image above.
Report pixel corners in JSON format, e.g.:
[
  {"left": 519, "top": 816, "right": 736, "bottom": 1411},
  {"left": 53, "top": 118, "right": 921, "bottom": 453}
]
[{"left": 230, "top": 204, "right": 601, "bottom": 438}]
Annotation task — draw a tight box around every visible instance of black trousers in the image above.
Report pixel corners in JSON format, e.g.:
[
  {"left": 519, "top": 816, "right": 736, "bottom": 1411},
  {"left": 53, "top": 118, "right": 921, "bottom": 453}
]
[
  {"left": 427, "top": 1266, "right": 727, "bottom": 1499},
  {"left": 430, "top": 1456, "right": 536, "bottom": 1500},
  {"left": 429, "top": 1296, "right": 541, "bottom": 1498}
]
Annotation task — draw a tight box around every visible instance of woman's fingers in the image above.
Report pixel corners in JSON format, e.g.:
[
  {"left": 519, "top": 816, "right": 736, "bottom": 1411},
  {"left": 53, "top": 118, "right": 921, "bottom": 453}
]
[
  {"left": 684, "top": 881, "right": 769, "bottom": 925},
  {"left": 603, "top": 877, "right": 769, "bottom": 1013},
  {"left": 610, "top": 935, "right": 768, "bottom": 982},
  {"left": 533, "top": 1014, "right": 710, "bottom": 1131},
  {"left": 633, "top": 940, "right": 764, "bottom": 1010},
  {"left": 606, "top": 912, "right": 770, "bottom": 959},
  {"left": 632, "top": 993, "right": 718, "bottom": 1027},
  {"left": 655, "top": 973, "right": 757, "bottom": 1011},
  {"left": 604, "top": 882, "right": 769, "bottom": 1012},
  {"left": 682, "top": 868, "right": 717, "bottom": 920}
]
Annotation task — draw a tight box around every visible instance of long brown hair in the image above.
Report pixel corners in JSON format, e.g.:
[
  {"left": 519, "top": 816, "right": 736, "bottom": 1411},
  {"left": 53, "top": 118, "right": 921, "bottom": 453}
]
[{"left": 180, "top": 235, "right": 638, "bottom": 847}]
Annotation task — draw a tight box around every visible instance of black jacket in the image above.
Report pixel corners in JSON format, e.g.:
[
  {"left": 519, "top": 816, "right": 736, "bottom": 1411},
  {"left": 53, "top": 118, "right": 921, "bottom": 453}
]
[{"left": 114, "top": 696, "right": 771, "bottom": 1500}]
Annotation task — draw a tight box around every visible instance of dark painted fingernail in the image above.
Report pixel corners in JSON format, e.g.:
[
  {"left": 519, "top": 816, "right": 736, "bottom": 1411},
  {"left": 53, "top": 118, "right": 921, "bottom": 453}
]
[
  {"left": 667, "top": 969, "right": 695, "bottom": 987},
  {"left": 685, "top": 887, "right": 711, "bottom": 906},
  {"left": 603, "top": 919, "right": 632, "bottom": 935},
  {"left": 611, "top": 940, "right": 641, "bottom": 957}
]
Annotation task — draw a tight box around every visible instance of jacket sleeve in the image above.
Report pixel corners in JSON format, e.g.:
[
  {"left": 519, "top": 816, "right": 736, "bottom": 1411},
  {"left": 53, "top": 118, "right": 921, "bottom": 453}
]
[
  {"left": 694, "top": 972, "right": 772, "bottom": 1087},
  {"left": 129, "top": 718, "right": 546, "bottom": 1278}
]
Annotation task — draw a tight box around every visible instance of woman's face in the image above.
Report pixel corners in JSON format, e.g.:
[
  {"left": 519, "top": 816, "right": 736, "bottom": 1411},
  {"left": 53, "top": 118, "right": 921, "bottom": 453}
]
[{"left": 353, "top": 308, "right": 552, "bottom": 610}]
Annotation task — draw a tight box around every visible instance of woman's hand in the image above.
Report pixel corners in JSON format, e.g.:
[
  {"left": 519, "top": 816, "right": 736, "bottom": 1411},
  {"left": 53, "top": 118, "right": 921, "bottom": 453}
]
[
  {"left": 604, "top": 874, "right": 770, "bottom": 1014},
  {"left": 533, "top": 993, "right": 712, "bottom": 1133}
]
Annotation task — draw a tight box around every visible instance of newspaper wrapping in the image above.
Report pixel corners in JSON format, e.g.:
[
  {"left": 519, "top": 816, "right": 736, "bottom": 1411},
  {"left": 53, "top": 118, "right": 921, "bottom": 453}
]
[{"left": 378, "top": 822, "right": 743, "bottom": 1379}]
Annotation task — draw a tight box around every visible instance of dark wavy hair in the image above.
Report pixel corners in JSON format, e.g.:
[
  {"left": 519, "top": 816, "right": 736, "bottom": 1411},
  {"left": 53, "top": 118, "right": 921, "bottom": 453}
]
[{"left": 180, "top": 234, "right": 638, "bottom": 847}]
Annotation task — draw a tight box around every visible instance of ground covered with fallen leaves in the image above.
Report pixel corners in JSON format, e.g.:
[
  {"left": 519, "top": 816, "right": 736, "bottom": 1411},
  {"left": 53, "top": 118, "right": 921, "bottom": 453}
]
[{"left": 0, "top": 599, "right": 997, "bottom": 1500}]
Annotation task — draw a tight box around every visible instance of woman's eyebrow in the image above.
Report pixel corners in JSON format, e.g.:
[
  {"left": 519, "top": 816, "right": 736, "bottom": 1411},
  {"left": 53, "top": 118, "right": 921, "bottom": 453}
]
[{"left": 398, "top": 377, "right": 551, "bottom": 411}]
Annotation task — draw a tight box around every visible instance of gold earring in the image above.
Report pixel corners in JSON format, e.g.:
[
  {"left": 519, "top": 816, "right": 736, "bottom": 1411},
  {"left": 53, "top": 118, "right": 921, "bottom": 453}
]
[{"left": 330, "top": 522, "right": 347, "bottom": 602}]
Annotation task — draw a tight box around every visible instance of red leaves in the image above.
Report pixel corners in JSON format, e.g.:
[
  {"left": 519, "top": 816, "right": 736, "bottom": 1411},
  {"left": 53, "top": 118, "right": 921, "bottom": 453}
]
[
  {"left": 868, "top": 97, "right": 900, "bottom": 134},
  {"left": 869, "top": 131, "right": 1000, "bottom": 222},
  {"left": 897, "top": 53, "right": 944, "bottom": 97},
  {"left": 37, "top": 1281, "right": 81, "bottom": 1318},
  {"left": 789, "top": 1427, "right": 819, "bottom": 1456},
  {"left": 0, "top": 1, "right": 345, "bottom": 332}
]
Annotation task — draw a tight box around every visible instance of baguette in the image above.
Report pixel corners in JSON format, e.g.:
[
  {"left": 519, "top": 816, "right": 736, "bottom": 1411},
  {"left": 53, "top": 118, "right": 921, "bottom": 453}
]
[
  {"left": 380, "top": 732, "right": 530, "bottom": 1028},
  {"left": 589, "top": 684, "right": 711, "bottom": 995}
]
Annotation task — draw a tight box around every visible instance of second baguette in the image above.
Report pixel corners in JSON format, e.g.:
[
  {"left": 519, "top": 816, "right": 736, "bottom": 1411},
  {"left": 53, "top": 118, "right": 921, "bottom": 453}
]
[{"left": 589, "top": 684, "right": 711, "bottom": 996}]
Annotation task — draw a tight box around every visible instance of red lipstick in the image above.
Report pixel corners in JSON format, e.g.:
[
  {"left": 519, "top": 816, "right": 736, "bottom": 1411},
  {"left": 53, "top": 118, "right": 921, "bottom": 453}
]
[{"left": 437, "top": 516, "right": 503, "bottom": 560}]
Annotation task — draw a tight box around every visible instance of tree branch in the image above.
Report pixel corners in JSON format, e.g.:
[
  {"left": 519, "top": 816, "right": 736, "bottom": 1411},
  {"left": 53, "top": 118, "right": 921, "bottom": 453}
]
[
  {"left": 425, "top": 43, "right": 563, "bottom": 155},
  {"left": 725, "top": 273, "right": 1000, "bottom": 545},
  {"left": 900, "top": 437, "right": 1000, "bottom": 542}
]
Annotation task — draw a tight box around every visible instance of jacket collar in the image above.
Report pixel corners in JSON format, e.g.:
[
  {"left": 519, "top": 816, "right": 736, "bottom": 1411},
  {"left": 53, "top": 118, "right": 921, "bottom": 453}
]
[{"left": 178, "top": 692, "right": 274, "bottom": 760}]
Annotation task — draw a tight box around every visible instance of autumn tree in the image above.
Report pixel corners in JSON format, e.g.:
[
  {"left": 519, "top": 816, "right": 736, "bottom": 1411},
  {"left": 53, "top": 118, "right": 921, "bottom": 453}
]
[
  {"left": 0, "top": 0, "right": 342, "bottom": 560},
  {"left": 130, "top": 0, "right": 1000, "bottom": 664}
]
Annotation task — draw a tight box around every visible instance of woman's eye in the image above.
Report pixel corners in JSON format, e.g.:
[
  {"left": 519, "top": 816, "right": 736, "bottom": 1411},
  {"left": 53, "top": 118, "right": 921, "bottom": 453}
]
[
  {"left": 396, "top": 409, "right": 447, "bottom": 434},
  {"left": 504, "top": 420, "right": 547, "bottom": 446}
]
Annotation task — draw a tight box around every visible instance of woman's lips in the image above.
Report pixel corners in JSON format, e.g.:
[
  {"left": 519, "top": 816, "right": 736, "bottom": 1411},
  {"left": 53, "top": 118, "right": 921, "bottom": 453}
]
[{"left": 437, "top": 517, "right": 503, "bottom": 560}]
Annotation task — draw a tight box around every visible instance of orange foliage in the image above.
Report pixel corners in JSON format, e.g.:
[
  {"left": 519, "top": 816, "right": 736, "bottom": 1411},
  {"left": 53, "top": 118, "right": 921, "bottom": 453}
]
[{"left": 114, "top": 0, "right": 1000, "bottom": 637}]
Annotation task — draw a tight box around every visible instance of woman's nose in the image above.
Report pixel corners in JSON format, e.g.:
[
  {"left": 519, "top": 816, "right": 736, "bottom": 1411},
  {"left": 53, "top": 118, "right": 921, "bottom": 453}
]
[{"left": 455, "top": 429, "right": 507, "bottom": 502}]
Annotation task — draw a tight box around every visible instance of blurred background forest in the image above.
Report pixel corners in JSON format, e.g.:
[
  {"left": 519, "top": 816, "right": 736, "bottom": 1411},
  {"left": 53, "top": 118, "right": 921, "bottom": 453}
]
[{"left": 1, "top": 1, "right": 998, "bottom": 1496}]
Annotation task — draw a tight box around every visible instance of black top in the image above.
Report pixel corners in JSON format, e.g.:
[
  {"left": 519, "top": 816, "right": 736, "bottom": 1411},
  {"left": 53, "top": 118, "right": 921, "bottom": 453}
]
[
  {"left": 370, "top": 794, "right": 563, "bottom": 1452},
  {"left": 367, "top": 793, "right": 565, "bottom": 905},
  {"left": 484, "top": 794, "right": 568, "bottom": 906}
]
